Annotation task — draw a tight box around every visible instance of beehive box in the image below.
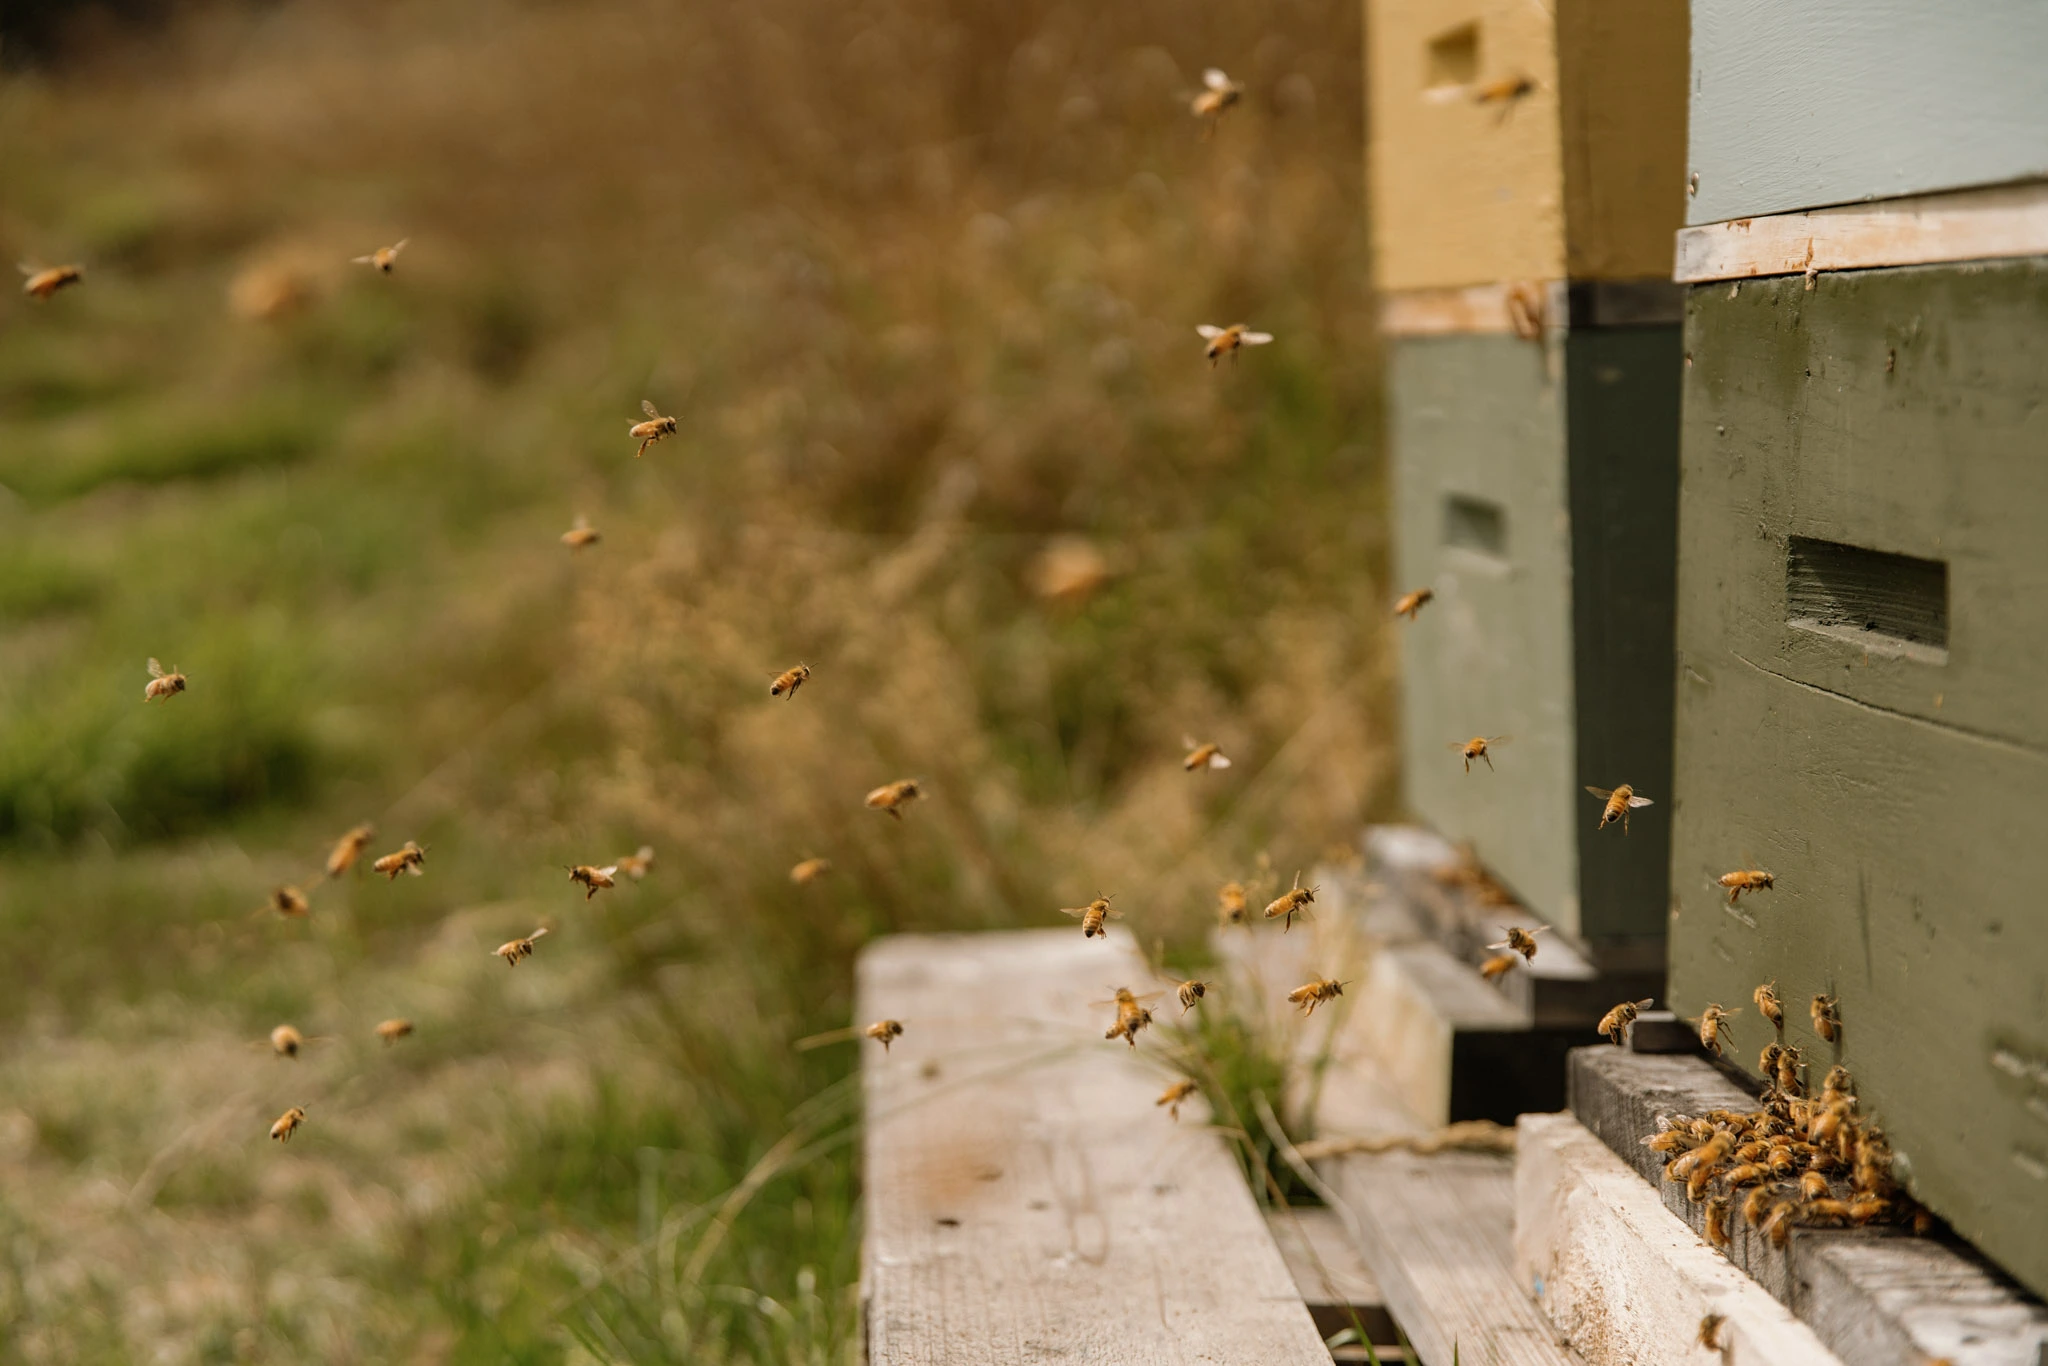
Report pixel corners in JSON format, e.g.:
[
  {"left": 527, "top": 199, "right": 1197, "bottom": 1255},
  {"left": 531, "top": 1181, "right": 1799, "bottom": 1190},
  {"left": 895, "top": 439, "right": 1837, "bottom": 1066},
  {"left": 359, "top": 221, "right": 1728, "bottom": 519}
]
[{"left": 1666, "top": 258, "right": 2048, "bottom": 1299}]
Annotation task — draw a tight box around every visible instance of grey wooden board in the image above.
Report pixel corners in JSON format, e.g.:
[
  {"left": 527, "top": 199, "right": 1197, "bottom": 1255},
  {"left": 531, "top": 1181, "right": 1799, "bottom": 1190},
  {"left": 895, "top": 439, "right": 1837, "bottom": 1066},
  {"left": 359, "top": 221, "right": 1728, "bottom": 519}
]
[
  {"left": 1687, "top": 0, "right": 2048, "bottom": 224},
  {"left": 1670, "top": 262, "right": 2048, "bottom": 1298},
  {"left": 1266, "top": 1207, "right": 1383, "bottom": 1310},
  {"left": 1325, "top": 1147, "right": 1586, "bottom": 1366},
  {"left": 1569, "top": 1048, "right": 2048, "bottom": 1366},
  {"left": 858, "top": 928, "right": 1331, "bottom": 1365}
]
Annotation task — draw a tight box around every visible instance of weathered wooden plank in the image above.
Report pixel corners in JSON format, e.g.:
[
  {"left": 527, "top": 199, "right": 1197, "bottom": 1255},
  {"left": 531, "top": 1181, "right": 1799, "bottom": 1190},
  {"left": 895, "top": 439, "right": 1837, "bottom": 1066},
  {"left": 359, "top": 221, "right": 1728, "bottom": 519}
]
[
  {"left": 1266, "top": 1207, "right": 1399, "bottom": 1350},
  {"left": 1675, "top": 181, "right": 2048, "bottom": 281},
  {"left": 858, "top": 929, "right": 1331, "bottom": 1365}
]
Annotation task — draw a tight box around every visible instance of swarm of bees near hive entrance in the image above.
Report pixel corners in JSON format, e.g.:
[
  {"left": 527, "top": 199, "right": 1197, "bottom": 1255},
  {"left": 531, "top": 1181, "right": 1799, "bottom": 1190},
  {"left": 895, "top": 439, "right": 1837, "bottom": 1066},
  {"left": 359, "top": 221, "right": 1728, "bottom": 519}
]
[
  {"left": 567, "top": 863, "right": 618, "bottom": 899},
  {"left": 770, "top": 663, "right": 811, "bottom": 699},
  {"left": 1585, "top": 783, "right": 1653, "bottom": 834},
  {"left": 1060, "top": 894, "right": 1120, "bottom": 939},
  {"left": 1102, "top": 987, "right": 1157, "bottom": 1046},
  {"left": 1264, "top": 871, "right": 1316, "bottom": 932},
  {"left": 494, "top": 927, "right": 549, "bottom": 967},
  {"left": 326, "top": 824, "right": 375, "bottom": 878},
  {"left": 144, "top": 658, "right": 186, "bottom": 701},
  {"left": 561, "top": 515, "right": 600, "bottom": 551},
  {"left": 1394, "top": 587, "right": 1434, "bottom": 620},
  {"left": 1598, "top": 997, "right": 1654, "bottom": 1045},
  {"left": 630, "top": 399, "right": 677, "bottom": 458},
  {"left": 789, "top": 857, "right": 831, "bottom": 885},
  {"left": 865, "top": 1019, "right": 905, "bottom": 1052},
  {"left": 1157, "top": 1079, "right": 1199, "bottom": 1122},
  {"left": 1287, "top": 976, "right": 1347, "bottom": 1017},
  {"left": 1182, "top": 738, "right": 1231, "bottom": 772},
  {"left": 372, "top": 840, "right": 426, "bottom": 880},
  {"left": 351, "top": 238, "right": 408, "bottom": 273},
  {"left": 1452, "top": 734, "right": 1508, "bottom": 772},
  {"left": 375, "top": 1019, "right": 413, "bottom": 1045},
  {"left": 865, "top": 779, "right": 922, "bottom": 820},
  {"left": 20, "top": 261, "right": 84, "bottom": 298},
  {"left": 1489, "top": 925, "right": 1547, "bottom": 962},
  {"left": 615, "top": 846, "right": 655, "bottom": 880},
  {"left": 1189, "top": 67, "right": 1241, "bottom": 136},
  {"left": 1196, "top": 323, "right": 1274, "bottom": 366},
  {"left": 1480, "top": 953, "right": 1517, "bottom": 982},
  {"left": 270, "top": 1107, "right": 306, "bottom": 1143},
  {"left": 1720, "top": 866, "right": 1775, "bottom": 904},
  {"left": 1216, "top": 880, "right": 1249, "bottom": 927},
  {"left": 265, "top": 885, "right": 310, "bottom": 919}
]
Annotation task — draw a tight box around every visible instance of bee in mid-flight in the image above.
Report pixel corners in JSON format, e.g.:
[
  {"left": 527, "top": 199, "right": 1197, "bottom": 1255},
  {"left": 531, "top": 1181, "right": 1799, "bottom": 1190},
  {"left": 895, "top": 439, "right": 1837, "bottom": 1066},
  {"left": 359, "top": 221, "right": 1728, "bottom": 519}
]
[
  {"left": 865, "top": 779, "right": 922, "bottom": 820},
  {"left": 270, "top": 1025, "right": 305, "bottom": 1058},
  {"left": 1480, "top": 953, "right": 1516, "bottom": 982},
  {"left": 770, "top": 663, "right": 811, "bottom": 699},
  {"left": 1811, "top": 994, "right": 1841, "bottom": 1044},
  {"left": 494, "top": 927, "right": 550, "bottom": 967},
  {"left": 567, "top": 864, "right": 619, "bottom": 899},
  {"left": 19, "top": 262, "right": 84, "bottom": 299},
  {"left": 1182, "top": 739, "right": 1232, "bottom": 772},
  {"left": 1196, "top": 323, "right": 1275, "bottom": 366},
  {"left": 865, "top": 1019, "right": 906, "bottom": 1052},
  {"left": 1287, "top": 977, "right": 1347, "bottom": 1016},
  {"left": 1585, "top": 783, "right": 1654, "bottom": 834},
  {"left": 351, "top": 239, "right": 409, "bottom": 273},
  {"left": 1102, "top": 987, "right": 1158, "bottom": 1045},
  {"left": 1264, "top": 872, "right": 1316, "bottom": 932},
  {"left": 1157, "top": 1079, "right": 1199, "bottom": 1121},
  {"left": 372, "top": 840, "right": 427, "bottom": 880},
  {"left": 376, "top": 1018, "right": 414, "bottom": 1044},
  {"left": 1172, "top": 978, "right": 1212, "bottom": 1013},
  {"left": 1472, "top": 74, "right": 1536, "bottom": 122},
  {"left": 270, "top": 1106, "right": 307, "bottom": 1143},
  {"left": 1598, "top": 997, "right": 1654, "bottom": 1045},
  {"left": 1394, "top": 587, "right": 1434, "bottom": 620},
  {"left": 616, "top": 846, "right": 655, "bottom": 879},
  {"left": 1189, "top": 67, "right": 1242, "bottom": 136},
  {"left": 265, "top": 885, "right": 311, "bottom": 919},
  {"left": 1217, "top": 880, "right": 1249, "bottom": 927},
  {"left": 1453, "top": 735, "right": 1509, "bottom": 772},
  {"left": 789, "top": 856, "right": 831, "bottom": 885},
  {"left": 144, "top": 658, "right": 187, "bottom": 701},
  {"left": 1698, "top": 1003, "right": 1737, "bottom": 1056},
  {"left": 326, "top": 824, "right": 375, "bottom": 878},
  {"left": 1754, "top": 980, "right": 1783, "bottom": 1032},
  {"left": 1489, "top": 925, "right": 1547, "bottom": 962},
  {"left": 631, "top": 399, "right": 677, "bottom": 458},
  {"left": 1060, "top": 895, "right": 1120, "bottom": 939},
  {"left": 1720, "top": 867, "right": 1775, "bottom": 904},
  {"left": 561, "top": 515, "right": 601, "bottom": 551}
]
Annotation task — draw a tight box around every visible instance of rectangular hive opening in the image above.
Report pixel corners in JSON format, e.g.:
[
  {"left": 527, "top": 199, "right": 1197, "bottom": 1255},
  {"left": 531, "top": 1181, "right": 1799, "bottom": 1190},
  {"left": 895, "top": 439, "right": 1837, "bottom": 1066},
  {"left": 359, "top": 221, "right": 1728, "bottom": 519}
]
[
  {"left": 1443, "top": 492, "right": 1507, "bottom": 560},
  {"left": 1786, "top": 536, "right": 1949, "bottom": 662},
  {"left": 1426, "top": 22, "right": 1480, "bottom": 91}
]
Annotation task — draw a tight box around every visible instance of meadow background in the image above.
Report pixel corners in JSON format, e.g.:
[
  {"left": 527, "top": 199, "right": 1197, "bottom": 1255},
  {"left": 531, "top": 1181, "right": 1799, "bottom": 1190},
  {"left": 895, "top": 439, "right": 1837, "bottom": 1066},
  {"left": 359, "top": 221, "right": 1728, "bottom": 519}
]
[{"left": 0, "top": 0, "right": 1389, "bottom": 1358}]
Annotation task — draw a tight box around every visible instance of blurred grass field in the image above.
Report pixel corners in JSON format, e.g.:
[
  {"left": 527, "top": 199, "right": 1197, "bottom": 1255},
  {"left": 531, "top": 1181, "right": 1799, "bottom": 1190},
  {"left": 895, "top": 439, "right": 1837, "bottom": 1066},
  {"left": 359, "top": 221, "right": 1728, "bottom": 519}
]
[{"left": 0, "top": 0, "right": 1387, "bottom": 1359}]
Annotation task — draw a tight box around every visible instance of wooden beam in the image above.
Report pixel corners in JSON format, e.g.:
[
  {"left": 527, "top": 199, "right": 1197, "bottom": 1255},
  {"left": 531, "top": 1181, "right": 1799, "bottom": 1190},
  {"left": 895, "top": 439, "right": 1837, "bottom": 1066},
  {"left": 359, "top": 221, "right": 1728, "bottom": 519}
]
[{"left": 1674, "top": 181, "right": 2048, "bottom": 283}]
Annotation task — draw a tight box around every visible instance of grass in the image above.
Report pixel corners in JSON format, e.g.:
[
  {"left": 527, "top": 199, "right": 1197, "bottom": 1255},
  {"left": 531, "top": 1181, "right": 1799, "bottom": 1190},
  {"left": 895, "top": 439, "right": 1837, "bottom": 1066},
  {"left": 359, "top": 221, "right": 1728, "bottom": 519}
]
[{"left": 0, "top": 0, "right": 1387, "bottom": 1359}]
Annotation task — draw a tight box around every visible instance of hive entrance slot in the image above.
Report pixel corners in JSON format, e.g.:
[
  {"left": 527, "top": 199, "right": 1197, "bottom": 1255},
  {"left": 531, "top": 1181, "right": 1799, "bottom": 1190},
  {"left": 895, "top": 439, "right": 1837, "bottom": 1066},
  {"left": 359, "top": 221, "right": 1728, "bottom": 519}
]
[
  {"left": 1443, "top": 493, "right": 1507, "bottom": 560},
  {"left": 1425, "top": 22, "right": 1479, "bottom": 91},
  {"left": 1785, "top": 536, "right": 1948, "bottom": 663}
]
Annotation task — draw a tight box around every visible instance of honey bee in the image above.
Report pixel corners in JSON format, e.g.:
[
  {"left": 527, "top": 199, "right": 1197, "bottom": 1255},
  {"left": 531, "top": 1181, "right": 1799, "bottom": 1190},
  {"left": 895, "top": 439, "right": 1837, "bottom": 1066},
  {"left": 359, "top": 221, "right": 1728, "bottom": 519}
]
[
  {"left": 770, "top": 663, "right": 812, "bottom": 699},
  {"left": 1705, "top": 1196, "right": 1732, "bottom": 1248},
  {"left": 351, "top": 239, "right": 409, "bottom": 273},
  {"left": 1488, "top": 925, "right": 1547, "bottom": 962},
  {"left": 1821, "top": 1065, "right": 1853, "bottom": 1099},
  {"left": 19, "top": 262, "right": 84, "bottom": 299},
  {"left": 1687, "top": 1163, "right": 1717, "bottom": 1202},
  {"left": 1157, "top": 1078, "right": 1199, "bottom": 1121},
  {"left": 1217, "top": 880, "right": 1249, "bottom": 927},
  {"left": 1643, "top": 1125, "right": 1691, "bottom": 1155},
  {"left": 269, "top": 1106, "right": 307, "bottom": 1142},
  {"left": 144, "top": 658, "right": 187, "bottom": 702},
  {"left": 1598, "top": 998, "right": 1653, "bottom": 1045},
  {"left": 561, "top": 515, "right": 601, "bottom": 551},
  {"left": 1670, "top": 1131, "right": 1734, "bottom": 1180},
  {"left": 1584, "top": 783, "right": 1654, "bottom": 833},
  {"left": 1723, "top": 1162, "right": 1769, "bottom": 1187},
  {"left": 1804, "top": 1197, "right": 1853, "bottom": 1224},
  {"left": 1768, "top": 1146, "right": 1800, "bottom": 1179},
  {"left": 1719, "top": 868, "right": 1775, "bottom": 904},
  {"left": 265, "top": 885, "right": 311, "bottom": 918},
  {"left": 1196, "top": 323, "right": 1275, "bottom": 365},
  {"left": 1182, "top": 739, "right": 1232, "bottom": 772},
  {"left": 1776, "top": 1045, "right": 1805, "bottom": 1098},
  {"left": 1472, "top": 73, "right": 1537, "bottom": 120},
  {"left": 1847, "top": 1194, "right": 1889, "bottom": 1225},
  {"left": 1799, "top": 1170, "right": 1830, "bottom": 1201},
  {"left": 1742, "top": 1185, "right": 1774, "bottom": 1228},
  {"left": 1189, "top": 67, "right": 1242, "bottom": 134},
  {"left": 326, "top": 824, "right": 375, "bottom": 879},
  {"left": 789, "top": 856, "right": 831, "bottom": 885},
  {"left": 1754, "top": 980, "right": 1784, "bottom": 1032},
  {"left": 865, "top": 1019, "right": 905, "bottom": 1052},
  {"left": 376, "top": 1018, "right": 414, "bottom": 1044},
  {"left": 1393, "top": 587, "right": 1434, "bottom": 620},
  {"left": 1698, "top": 1004, "right": 1737, "bottom": 1056},
  {"left": 1060, "top": 895, "right": 1121, "bottom": 939},
  {"left": 1479, "top": 953, "right": 1517, "bottom": 982},
  {"left": 630, "top": 399, "right": 677, "bottom": 458},
  {"left": 1698, "top": 1312, "right": 1725, "bottom": 1349},
  {"left": 494, "top": 927, "right": 549, "bottom": 966},
  {"left": 372, "top": 840, "right": 427, "bottom": 880},
  {"left": 567, "top": 864, "right": 619, "bottom": 899},
  {"left": 616, "top": 846, "right": 655, "bottom": 880},
  {"left": 1286, "top": 977, "right": 1347, "bottom": 1016},
  {"left": 1101, "top": 988, "right": 1159, "bottom": 1045},
  {"left": 1172, "top": 978, "right": 1212, "bottom": 1013},
  {"left": 1449, "top": 734, "right": 1509, "bottom": 773},
  {"left": 1760, "top": 1041, "right": 1783, "bottom": 1079},
  {"left": 1762, "top": 1198, "right": 1796, "bottom": 1248},
  {"left": 1810, "top": 994, "right": 1841, "bottom": 1044},
  {"left": 270, "top": 1025, "right": 305, "bottom": 1058},
  {"left": 1263, "top": 871, "right": 1317, "bottom": 931},
  {"left": 865, "top": 779, "right": 922, "bottom": 819}
]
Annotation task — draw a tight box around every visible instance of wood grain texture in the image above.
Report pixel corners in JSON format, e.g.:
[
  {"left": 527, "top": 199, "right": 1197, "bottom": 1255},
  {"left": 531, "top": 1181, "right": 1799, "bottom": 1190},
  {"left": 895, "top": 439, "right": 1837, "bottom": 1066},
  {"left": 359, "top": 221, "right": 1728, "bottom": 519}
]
[
  {"left": 1676, "top": 182, "right": 2048, "bottom": 282},
  {"left": 1554, "top": 0, "right": 1691, "bottom": 280},
  {"left": 858, "top": 929, "right": 1331, "bottom": 1365},
  {"left": 1686, "top": 0, "right": 2048, "bottom": 225}
]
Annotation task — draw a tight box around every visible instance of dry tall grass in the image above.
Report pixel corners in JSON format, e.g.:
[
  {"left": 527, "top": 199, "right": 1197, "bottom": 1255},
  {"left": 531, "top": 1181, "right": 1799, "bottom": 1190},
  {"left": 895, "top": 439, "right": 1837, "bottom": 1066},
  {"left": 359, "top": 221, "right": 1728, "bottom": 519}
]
[{"left": 0, "top": 0, "right": 1386, "bottom": 1358}]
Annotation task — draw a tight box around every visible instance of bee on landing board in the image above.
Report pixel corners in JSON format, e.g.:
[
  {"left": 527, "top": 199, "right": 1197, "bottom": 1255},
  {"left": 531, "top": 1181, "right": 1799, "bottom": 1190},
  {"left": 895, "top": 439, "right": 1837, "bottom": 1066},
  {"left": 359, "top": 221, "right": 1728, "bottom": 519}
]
[
  {"left": 1452, "top": 735, "right": 1509, "bottom": 772},
  {"left": 1287, "top": 977, "right": 1347, "bottom": 1017},
  {"left": 630, "top": 399, "right": 677, "bottom": 458},
  {"left": 616, "top": 846, "right": 655, "bottom": 879},
  {"left": 351, "top": 239, "right": 408, "bottom": 273},
  {"left": 1754, "top": 980, "right": 1784, "bottom": 1032},
  {"left": 1196, "top": 324, "right": 1274, "bottom": 366},
  {"left": 1811, "top": 994, "right": 1841, "bottom": 1045},
  {"left": 270, "top": 1107, "right": 307, "bottom": 1143},
  {"left": 865, "top": 779, "right": 922, "bottom": 820},
  {"left": 144, "top": 658, "right": 187, "bottom": 702},
  {"left": 264, "top": 885, "right": 311, "bottom": 919},
  {"left": 1705, "top": 1196, "right": 1733, "bottom": 1249},
  {"left": 1059, "top": 895, "right": 1120, "bottom": 939},
  {"left": 1171, "top": 978, "right": 1212, "bottom": 1013},
  {"left": 372, "top": 840, "right": 427, "bottom": 880},
  {"left": 789, "top": 856, "right": 831, "bottom": 885},
  {"left": 1217, "top": 881, "right": 1249, "bottom": 927},
  {"left": 770, "top": 663, "right": 811, "bottom": 699},
  {"left": 1480, "top": 953, "right": 1517, "bottom": 982},
  {"left": 567, "top": 864, "right": 619, "bottom": 899},
  {"left": 1488, "top": 924, "right": 1547, "bottom": 962},
  {"left": 376, "top": 1018, "right": 414, "bottom": 1044},
  {"left": 1598, "top": 997, "right": 1653, "bottom": 1045},
  {"left": 1182, "top": 738, "right": 1232, "bottom": 772},
  {"left": 19, "top": 262, "right": 83, "bottom": 299},
  {"left": 1698, "top": 1004, "right": 1737, "bottom": 1056},
  {"left": 1264, "top": 871, "right": 1317, "bottom": 932},
  {"left": 1584, "top": 783, "right": 1654, "bottom": 833},
  {"left": 1157, "top": 1079, "right": 1199, "bottom": 1121},
  {"left": 1720, "top": 867, "right": 1775, "bottom": 904},
  {"left": 326, "top": 824, "right": 375, "bottom": 879},
  {"left": 494, "top": 927, "right": 549, "bottom": 967},
  {"left": 1189, "top": 67, "right": 1242, "bottom": 136},
  {"left": 561, "top": 515, "right": 600, "bottom": 551},
  {"left": 1393, "top": 587, "right": 1434, "bottom": 620}
]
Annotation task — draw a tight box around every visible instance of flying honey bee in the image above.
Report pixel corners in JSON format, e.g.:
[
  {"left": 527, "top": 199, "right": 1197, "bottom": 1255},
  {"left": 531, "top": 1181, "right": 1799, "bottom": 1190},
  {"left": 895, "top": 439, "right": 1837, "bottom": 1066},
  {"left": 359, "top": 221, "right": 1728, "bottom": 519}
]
[
  {"left": 1217, "top": 880, "right": 1249, "bottom": 927},
  {"left": 1172, "top": 978, "right": 1212, "bottom": 1013},
  {"left": 1196, "top": 323, "right": 1275, "bottom": 366},
  {"left": 865, "top": 1019, "right": 905, "bottom": 1052},
  {"left": 19, "top": 262, "right": 84, "bottom": 299},
  {"left": 1060, "top": 895, "right": 1120, "bottom": 939},
  {"left": 1101, "top": 987, "right": 1159, "bottom": 1045},
  {"left": 1157, "top": 1078, "right": 1199, "bottom": 1121},
  {"left": 1451, "top": 735, "right": 1510, "bottom": 773},
  {"left": 351, "top": 239, "right": 409, "bottom": 273},
  {"left": 1264, "top": 871, "right": 1316, "bottom": 932},
  {"left": 630, "top": 399, "right": 677, "bottom": 458},
  {"left": 326, "top": 824, "right": 375, "bottom": 879},
  {"left": 1598, "top": 997, "right": 1654, "bottom": 1045},
  {"left": 144, "top": 658, "right": 187, "bottom": 702},
  {"left": 770, "top": 663, "right": 812, "bottom": 699},
  {"left": 1698, "top": 1004, "right": 1737, "bottom": 1056},
  {"left": 270, "top": 1106, "right": 307, "bottom": 1143},
  {"left": 1811, "top": 994, "right": 1841, "bottom": 1044},
  {"left": 1698, "top": 1313, "right": 1725, "bottom": 1350},
  {"left": 1189, "top": 67, "right": 1242, "bottom": 135},
  {"left": 1754, "top": 980, "right": 1784, "bottom": 1032},
  {"left": 865, "top": 779, "right": 922, "bottom": 819},
  {"left": 1182, "top": 738, "right": 1232, "bottom": 772},
  {"left": 1393, "top": 587, "right": 1434, "bottom": 620},
  {"left": 1287, "top": 976, "right": 1347, "bottom": 1016},
  {"left": 616, "top": 845, "right": 655, "bottom": 879},
  {"left": 372, "top": 840, "right": 427, "bottom": 880},
  {"left": 789, "top": 856, "right": 832, "bottom": 885},
  {"left": 1719, "top": 867, "right": 1775, "bottom": 904},
  {"left": 561, "top": 515, "right": 601, "bottom": 551},
  {"left": 270, "top": 1025, "right": 305, "bottom": 1058},
  {"left": 1472, "top": 73, "right": 1537, "bottom": 121},
  {"left": 1480, "top": 953, "right": 1516, "bottom": 982},
  {"left": 376, "top": 1018, "right": 414, "bottom": 1044},
  {"left": 1488, "top": 924, "right": 1547, "bottom": 962},
  {"left": 265, "top": 885, "right": 311, "bottom": 919},
  {"left": 494, "top": 926, "right": 549, "bottom": 966},
  {"left": 567, "top": 864, "right": 619, "bottom": 899},
  {"left": 1584, "top": 783, "right": 1654, "bottom": 834}
]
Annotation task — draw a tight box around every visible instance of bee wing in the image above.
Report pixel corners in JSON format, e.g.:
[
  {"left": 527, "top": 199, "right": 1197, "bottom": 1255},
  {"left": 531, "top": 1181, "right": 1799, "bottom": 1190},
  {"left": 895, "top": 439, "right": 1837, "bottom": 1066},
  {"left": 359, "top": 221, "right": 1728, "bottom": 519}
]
[
  {"left": 642, "top": 399, "right": 660, "bottom": 419},
  {"left": 147, "top": 657, "right": 165, "bottom": 678},
  {"left": 1203, "top": 67, "right": 1231, "bottom": 90},
  {"left": 1241, "top": 332, "right": 1275, "bottom": 345},
  {"left": 389, "top": 238, "right": 410, "bottom": 257},
  {"left": 1584, "top": 785, "right": 1616, "bottom": 799},
  {"left": 1104, "top": 905, "right": 1125, "bottom": 919},
  {"left": 1196, "top": 324, "right": 1225, "bottom": 339},
  {"left": 405, "top": 863, "right": 424, "bottom": 876},
  {"left": 1486, "top": 938, "right": 1509, "bottom": 951},
  {"left": 1491, "top": 734, "right": 1513, "bottom": 745},
  {"left": 793, "top": 1024, "right": 863, "bottom": 1051},
  {"left": 351, "top": 253, "right": 376, "bottom": 265},
  {"left": 1207, "top": 752, "right": 1231, "bottom": 769},
  {"left": 597, "top": 865, "right": 619, "bottom": 878},
  {"left": 17, "top": 262, "right": 42, "bottom": 276},
  {"left": 1628, "top": 795, "right": 1656, "bottom": 808},
  {"left": 571, "top": 514, "right": 590, "bottom": 532},
  {"left": 1058, "top": 907, "right": 1090, "bottom": 919}
]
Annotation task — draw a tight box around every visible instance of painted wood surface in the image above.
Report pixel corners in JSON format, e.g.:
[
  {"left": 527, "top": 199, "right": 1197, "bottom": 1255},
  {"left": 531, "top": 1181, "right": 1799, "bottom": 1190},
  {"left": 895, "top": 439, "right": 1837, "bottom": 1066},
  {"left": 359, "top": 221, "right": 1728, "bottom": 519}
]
[
  {"left": 1676, "top": 182, "right": 2048, "bottom": 283},
  {"left": 858, "top": 929, "right": 1331, "bottom": 1365},
  {"left": 1686, "top": 1, "right": 2048, "bottom": 225},
  {"left": 1554, "top": 0, "right": 1691, "bottom": 281}
]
